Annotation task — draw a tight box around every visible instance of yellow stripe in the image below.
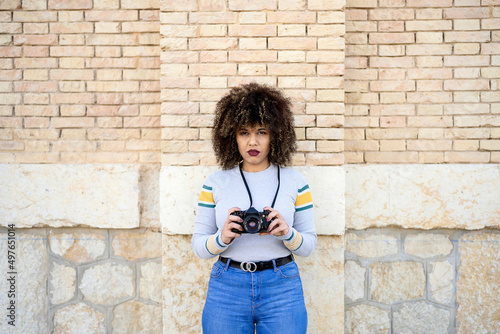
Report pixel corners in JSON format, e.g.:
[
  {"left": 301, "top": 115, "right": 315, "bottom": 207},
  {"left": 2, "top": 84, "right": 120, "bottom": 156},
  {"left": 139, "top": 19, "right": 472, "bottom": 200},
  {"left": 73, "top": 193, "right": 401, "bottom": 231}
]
[
  {"left": 199, "top": 190, "right": 214, "bottom": 203},
  {"left": 284, "top": 232, "right": 303, "bottom": 251},
  {"left": 206, "top": 235, "right": 222, "bottom": 255},
  {"left": 295, "top": 191, "right": 312, "bottom": 207}
]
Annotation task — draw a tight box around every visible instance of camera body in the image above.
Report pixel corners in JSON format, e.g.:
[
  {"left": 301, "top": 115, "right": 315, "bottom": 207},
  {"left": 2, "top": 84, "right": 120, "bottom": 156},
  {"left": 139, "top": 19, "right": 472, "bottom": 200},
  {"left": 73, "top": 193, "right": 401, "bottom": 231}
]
[{"left": 231, "top": 207, "right": 272, "bottom": 234}]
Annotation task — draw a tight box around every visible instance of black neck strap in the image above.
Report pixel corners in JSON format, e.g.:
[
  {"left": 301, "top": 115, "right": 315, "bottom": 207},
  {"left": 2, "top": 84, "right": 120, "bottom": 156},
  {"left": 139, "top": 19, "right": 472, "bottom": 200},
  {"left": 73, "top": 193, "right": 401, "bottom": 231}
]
[{"left": 239, "top": 164, "right": 280, "bottom": 209}]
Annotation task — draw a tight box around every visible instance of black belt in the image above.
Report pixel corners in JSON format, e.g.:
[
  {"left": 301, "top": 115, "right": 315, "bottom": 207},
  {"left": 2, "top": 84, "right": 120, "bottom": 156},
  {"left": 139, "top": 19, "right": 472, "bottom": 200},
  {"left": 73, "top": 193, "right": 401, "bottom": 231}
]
[{"left": 219, "top": 254, "right": 294, "bottom": 272}]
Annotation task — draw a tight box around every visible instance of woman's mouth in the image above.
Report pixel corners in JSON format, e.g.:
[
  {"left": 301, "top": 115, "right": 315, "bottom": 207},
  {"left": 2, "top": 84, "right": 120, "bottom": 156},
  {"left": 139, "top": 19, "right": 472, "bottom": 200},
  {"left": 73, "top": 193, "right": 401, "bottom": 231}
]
[{"left": 248, "top": 149, "right": 260, "bottom": 156}]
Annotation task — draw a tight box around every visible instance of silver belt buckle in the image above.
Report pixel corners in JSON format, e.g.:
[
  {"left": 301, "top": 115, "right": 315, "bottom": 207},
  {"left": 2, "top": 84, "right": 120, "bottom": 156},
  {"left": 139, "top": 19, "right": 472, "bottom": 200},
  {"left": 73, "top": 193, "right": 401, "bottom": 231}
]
[{"left": 240, "top": 261, "right": 257, "bottom": 273}]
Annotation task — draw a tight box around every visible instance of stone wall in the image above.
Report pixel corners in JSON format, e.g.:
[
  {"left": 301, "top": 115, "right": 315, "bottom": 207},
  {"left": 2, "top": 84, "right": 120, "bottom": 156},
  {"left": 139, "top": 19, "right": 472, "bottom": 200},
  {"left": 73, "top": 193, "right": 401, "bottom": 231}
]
[
  {"left": 345, "top": 228, "right": 500, "bottom": 333},
  {"left": 0, "top": 0, "right": 499, "bottom": 333},
  {"left": 0, "top": 227, "right": 162, "bottom": 333}
]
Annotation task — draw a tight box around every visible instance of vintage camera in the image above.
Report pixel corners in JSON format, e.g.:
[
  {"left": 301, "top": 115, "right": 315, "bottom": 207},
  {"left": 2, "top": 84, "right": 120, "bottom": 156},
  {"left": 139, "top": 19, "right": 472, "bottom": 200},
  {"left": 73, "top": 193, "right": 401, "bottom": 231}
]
[{"left": 231, "top": 207, "right": 273, "bottom": 234}]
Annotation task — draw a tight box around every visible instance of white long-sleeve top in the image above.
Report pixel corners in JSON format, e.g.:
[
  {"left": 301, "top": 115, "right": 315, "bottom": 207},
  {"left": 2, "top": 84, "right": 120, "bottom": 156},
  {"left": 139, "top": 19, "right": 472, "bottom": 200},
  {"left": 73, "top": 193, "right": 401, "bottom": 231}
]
[{"left": 192, "top": 164, "right": 317, "bottom": 262}]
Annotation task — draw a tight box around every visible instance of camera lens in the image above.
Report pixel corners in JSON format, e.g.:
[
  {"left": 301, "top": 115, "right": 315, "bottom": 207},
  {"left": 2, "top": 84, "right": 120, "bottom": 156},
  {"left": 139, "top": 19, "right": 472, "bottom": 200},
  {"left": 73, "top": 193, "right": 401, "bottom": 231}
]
[{"left": 243, "top": 216, "right": 261, "bottom": 234}]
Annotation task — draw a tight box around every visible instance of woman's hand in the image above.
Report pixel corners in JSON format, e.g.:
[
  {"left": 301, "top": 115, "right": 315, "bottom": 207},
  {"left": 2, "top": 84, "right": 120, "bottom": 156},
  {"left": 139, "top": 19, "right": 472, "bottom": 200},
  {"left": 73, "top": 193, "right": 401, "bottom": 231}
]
[
  {"left": 260, "top": 207, "right": 290, "bottom": 237},
  {"left": 220, "top": 207, "right": 244, "bottom": 244}
]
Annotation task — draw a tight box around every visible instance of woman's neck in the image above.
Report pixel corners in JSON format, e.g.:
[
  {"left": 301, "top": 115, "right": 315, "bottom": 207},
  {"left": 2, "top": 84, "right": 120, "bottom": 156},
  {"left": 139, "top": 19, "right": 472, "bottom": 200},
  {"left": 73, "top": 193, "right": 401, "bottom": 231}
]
[{"left": 241, "top": 160, "right": 270, "bottom": 173}]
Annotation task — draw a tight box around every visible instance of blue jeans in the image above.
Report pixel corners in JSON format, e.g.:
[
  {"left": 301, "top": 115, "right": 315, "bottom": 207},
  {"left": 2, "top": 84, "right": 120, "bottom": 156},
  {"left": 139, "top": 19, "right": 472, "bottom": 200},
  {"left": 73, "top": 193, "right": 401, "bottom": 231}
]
[{"left": 202, "top": 259, "right": 308, "bottom": 334}]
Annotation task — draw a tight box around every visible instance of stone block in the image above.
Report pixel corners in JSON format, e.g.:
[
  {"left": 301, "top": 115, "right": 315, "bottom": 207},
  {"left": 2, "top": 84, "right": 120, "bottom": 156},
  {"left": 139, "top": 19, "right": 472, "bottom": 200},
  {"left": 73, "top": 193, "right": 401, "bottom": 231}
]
[
  {"left": 346, "top": 232, "right": 399, "bottom": 258},
  {"left": 112, "top": 300, "right": 162, "bottom": 333},
  {"left": 161, "top": 166, "right": 345, "bottom": 235},
  {"left": 345, "top": 304, "right": 390, "bottom": 334},
  {"left": 163, "top": 235, "right": 215, "bottom": 333},
  {"left": 0, "top": 230, "right": 48, "bottom": 333},
  {"left": 345, "top": 260, "right": 365, "bottom": 302},
  {"left": 50, "top": 262, "right": 76, "bottom": 305},
  {"left": 456, "top": 233, "right": 500, "bottom": 333},
  {"left": 295, "top": 236, "right": 344, "bottom": 333},
  {"left": 49, "top": 230, "right": 107, "bottom": 263},
  {"left": 112, "top": 229, "right": 162, "bottom": 261},
  {"left": 404, "top": 233, "right": 453, "bottom": 258},
  {"left": 429, "top": 260, "right": 454, "bottom": 305},
  {"left": 0, "top": 164, "right": 140, "bottom": 228},
  {"left": 80, "top": 262, "right": 134, "bottom": 305},
  {"left": 393, "top": 301, "right": 450, "bottom": 333},
  {"left": 163, "top": 235, "right": 344, "bottom": 333},
  {"left": 370, "top": 261, "right": 425, "bottom": 304},
  {"left": 139, "top": 261, "right": 162, "bottom": 304},
  {"left": 346, "top": 165, "right": 500, "bottom": 230},
  {"left": 53, "top": 303, "right": 105, "bottom": 334}
]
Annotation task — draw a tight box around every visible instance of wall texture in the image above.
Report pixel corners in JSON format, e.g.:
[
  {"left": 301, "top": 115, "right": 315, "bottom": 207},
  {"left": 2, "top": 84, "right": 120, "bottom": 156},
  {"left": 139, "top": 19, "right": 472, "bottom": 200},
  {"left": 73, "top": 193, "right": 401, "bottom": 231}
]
[
  {"left": 345, "top": 0, "right": 500, "bottom": 164},
  {"left": 0, "top": 0, "right": 499, "bottom": 333},
  {"left": 0, "top": 0, "right": 161, "bottom": 164}
]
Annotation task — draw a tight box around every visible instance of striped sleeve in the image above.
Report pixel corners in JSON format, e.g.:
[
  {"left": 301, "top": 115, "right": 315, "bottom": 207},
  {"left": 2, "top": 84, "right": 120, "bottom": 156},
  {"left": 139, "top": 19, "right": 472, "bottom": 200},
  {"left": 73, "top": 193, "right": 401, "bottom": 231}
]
[
  {"left": 283, "top": 229, "right": 304, "bottom": 252},
  {"left": 205, "top": 232, "right": 229, "bottom": 256},
  {"left": 198, "top": 184, "right": 215, "bottom": 208},
  {"left": 295, "top": 184, "right": 313, "bottom": 212},
  {"left": 193, "top": 178, "right": 231, "bottom": 259}
]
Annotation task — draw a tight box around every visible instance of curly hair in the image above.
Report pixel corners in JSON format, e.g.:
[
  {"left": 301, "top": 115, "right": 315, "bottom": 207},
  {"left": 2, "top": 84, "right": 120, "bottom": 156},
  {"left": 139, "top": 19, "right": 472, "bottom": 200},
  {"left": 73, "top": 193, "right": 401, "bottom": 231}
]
[{"left": 212, "top": 82, "right": 297, "bottom": 170}]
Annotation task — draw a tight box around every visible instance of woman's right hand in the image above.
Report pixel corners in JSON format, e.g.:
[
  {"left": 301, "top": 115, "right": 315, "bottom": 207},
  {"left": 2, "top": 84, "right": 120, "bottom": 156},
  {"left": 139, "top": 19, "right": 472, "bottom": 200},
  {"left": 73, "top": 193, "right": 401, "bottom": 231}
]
[{"left": 221, "top": 207, "right": 244, "bottom": 244}]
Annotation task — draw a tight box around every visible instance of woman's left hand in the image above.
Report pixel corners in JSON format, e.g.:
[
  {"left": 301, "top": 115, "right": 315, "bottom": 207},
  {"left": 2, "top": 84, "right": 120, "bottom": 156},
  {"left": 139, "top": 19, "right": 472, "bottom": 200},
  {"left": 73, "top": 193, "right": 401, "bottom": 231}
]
[{"left": 260, "top": 207, "right": 290, "bottom": 237}]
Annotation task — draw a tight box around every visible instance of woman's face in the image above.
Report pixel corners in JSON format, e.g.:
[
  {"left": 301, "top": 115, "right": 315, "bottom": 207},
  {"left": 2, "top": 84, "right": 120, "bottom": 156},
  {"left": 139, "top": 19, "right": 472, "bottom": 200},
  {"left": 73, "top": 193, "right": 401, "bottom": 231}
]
[{"left": 236, "top": 124, "right": 271, "bottom": 172}]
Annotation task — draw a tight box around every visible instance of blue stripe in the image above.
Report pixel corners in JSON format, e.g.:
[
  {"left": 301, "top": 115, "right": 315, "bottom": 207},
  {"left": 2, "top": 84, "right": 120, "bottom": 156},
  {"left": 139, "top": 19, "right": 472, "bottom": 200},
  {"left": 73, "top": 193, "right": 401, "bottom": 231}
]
[
  {"left": 216, "top": 235, "right": 225, "bottom": 249},
  {"left": 205, "top": 240, "right": 215, "bottom": 256},
  {"left": 285, "top": 231, "right": 295, "bottom": 242},
  {"left": 295, "top": 204, "right": 313, "bottom": 212},
  {"left": 198, "top": 203, "right": 216, "bottom": 208},
  {"left": 298, "top": 185, "right": 310, "bottom": 193},
  {"left": 202, "top": 185, "right": 212, "bottom": 191}
]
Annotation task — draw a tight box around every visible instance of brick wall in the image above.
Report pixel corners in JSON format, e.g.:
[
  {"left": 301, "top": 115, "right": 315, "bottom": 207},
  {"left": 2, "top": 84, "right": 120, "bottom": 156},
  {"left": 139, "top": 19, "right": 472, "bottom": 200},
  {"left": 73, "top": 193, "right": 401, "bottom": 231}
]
[
  {"left": 345, "top": 0, "right": 500, "bottom": 164},
  {"left": 0, "top": 0, "right": 161, "bottom": 164},
  {"left": 160, "top": 0, "right": 345, "bottom": 167},
  {"left": 2, "top": 0, "right": 498, "bottom": 166}
]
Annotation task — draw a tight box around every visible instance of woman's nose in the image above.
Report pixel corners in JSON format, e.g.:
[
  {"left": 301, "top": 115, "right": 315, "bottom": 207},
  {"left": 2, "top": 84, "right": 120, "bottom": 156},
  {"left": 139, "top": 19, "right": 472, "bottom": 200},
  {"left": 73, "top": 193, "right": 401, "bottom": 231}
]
[{"left": 249, "top": 133, "right": 257, "bottom": 144}]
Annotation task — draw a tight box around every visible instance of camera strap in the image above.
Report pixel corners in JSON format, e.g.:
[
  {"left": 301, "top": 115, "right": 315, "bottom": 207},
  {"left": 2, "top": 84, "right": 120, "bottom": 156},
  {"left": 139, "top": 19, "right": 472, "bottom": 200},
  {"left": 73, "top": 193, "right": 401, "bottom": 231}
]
[{"left": 239, "top": 164, "right": 280, "bottom": 208}]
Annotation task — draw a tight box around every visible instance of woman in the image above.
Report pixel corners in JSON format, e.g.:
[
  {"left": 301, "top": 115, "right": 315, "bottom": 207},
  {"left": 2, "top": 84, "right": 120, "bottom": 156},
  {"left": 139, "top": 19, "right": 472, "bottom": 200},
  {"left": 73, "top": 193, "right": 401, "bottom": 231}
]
[{"left": 192, "top": 83, "right": 316, "bottom": 333}]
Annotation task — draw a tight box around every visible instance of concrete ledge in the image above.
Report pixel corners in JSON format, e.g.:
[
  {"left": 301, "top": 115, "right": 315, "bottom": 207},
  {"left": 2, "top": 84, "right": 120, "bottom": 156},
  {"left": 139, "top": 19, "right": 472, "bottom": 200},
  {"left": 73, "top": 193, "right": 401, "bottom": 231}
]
[
  {"left": 346, "top": 164, "right": 500, "bottom": 230},
  {"left": 160, "top": 166, "right": 345, "bottom": 235},
  {"left": 0, "top": 164, "right": 140, "bottom": 228}
]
